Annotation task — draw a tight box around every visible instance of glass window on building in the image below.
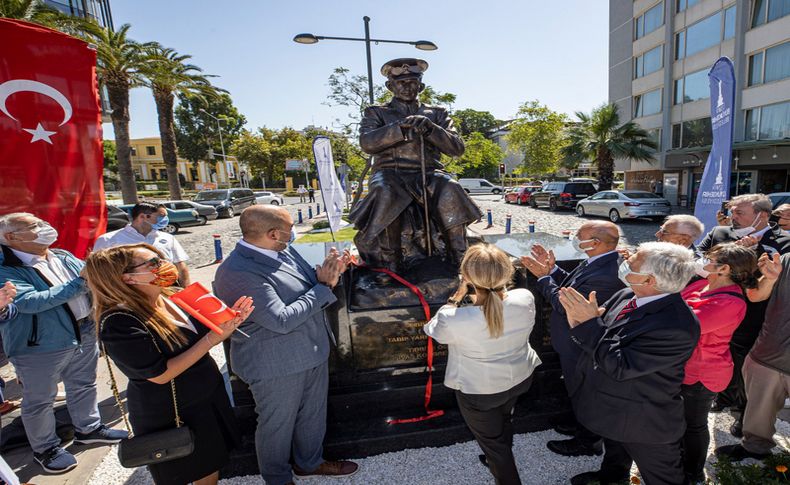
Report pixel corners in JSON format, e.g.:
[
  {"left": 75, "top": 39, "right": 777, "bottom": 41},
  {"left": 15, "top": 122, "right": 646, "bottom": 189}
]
[
  {"left": 682, "top": 118, "right": 713, "bottom": 147},
  {"left": 159, "top": 169, "right": 168, "bottom": 180},
  {"left": 646, "top": 128, "right": 662, "bottom": 151},
  {"left": 634, "top": 88, "right": 662, "bottom": 117},
  {"left": 748, "top": 51, "right": 764, "bottom": 85},
  {"left": 635, "top": 1, "right": 664, "bottom": 39},
  {"left": 146, "top": 146, "right": 156, "bottom": 156},
  {"left": 677, "top": 0, "right": 701, "bottom": 12},
  {"left": 724, "top": 5, "right": 737, "bottom": 39},
  {"left": 752, "top": 0, "right": 790, "bottom": 26},
  {"left": 130, "top": 147, "right": 137, "bottom": 156},
  {"left": 634, "top": 45, "right": 663, "bottom": 78},
  {"left": 744, "top": 108, "right": 759, "bottom": 140},
  {"left": 675, "top": 30, "right": 686, "bottom": 59},
  {"left": 672, "top": 123, "right": 682, "bottom": 149},
  {"left": 768, "top": 0, "right": 790, "bottom": 22},
  {"left": 673, "top": 78, "right": 684, "bottom": 105},
  {"left": 764, "top": 41, "right": 790, "bottom": 83},
  {"left": 759, "top": 101, "right": 790, "bottom": 139},
  {"left": 685, "top": 11, "right": 722, "bottom": 57},
  {"left": 682, "top": 69, "right": 710, "bottom": 103}
]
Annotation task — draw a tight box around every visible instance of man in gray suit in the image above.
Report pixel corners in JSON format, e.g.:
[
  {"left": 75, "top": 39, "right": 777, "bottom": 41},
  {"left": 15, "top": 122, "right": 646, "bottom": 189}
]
[{"left": 215, "top": 205, "right": 358, "bottom": 485}]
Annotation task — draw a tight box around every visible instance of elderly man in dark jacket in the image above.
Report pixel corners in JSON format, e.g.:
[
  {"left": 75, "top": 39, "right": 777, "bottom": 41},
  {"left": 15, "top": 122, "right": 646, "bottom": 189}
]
[{"left": 349, "top": 58, "right": 481, "bottom": 271}]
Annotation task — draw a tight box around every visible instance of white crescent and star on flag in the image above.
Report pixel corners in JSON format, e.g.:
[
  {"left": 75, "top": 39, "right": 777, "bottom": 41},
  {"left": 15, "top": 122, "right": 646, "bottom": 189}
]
[{"left": 0, "top": 79, "right": 73, "bottom": 144}]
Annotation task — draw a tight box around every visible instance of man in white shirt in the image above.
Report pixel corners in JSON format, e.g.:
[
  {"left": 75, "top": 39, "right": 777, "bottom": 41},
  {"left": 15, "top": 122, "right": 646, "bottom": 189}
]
[
  {"left": 94, "top": 203, "right": 191, "bottom": 286},
  {"left": 0, "top": 213, "right": 126, "bottom": 474}
]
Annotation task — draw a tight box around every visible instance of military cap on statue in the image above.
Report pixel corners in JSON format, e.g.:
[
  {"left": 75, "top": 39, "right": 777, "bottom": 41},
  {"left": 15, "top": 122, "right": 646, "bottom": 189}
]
[{"left": 380, "top": 58, "right": 429, "bottom": 80}]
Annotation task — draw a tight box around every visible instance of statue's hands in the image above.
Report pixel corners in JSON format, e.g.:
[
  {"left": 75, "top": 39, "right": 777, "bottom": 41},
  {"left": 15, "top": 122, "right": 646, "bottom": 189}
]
[{"left": 401, "top": 115, "right": 434, "bottom": 135}]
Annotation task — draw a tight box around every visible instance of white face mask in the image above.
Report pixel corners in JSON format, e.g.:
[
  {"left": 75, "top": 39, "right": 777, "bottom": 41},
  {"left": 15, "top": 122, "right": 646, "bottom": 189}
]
[
  {"left": 732, "top": 213, "right": 762, "bottom": 238},
  {"left": 572, "top": 237, "right": 596, "bottom": 254},
  {"left": 31, "top": 224, "right": 58, "bottom": 246},
  {"left": 618, "top": 261, "right": 650, "bottom": 287},
  {"left": 694, "top": 259, "right": 711, "bottom": 278}
]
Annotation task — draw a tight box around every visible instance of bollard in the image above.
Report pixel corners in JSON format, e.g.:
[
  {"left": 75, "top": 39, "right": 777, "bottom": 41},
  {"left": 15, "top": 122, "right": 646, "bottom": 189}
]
[
  {"left": 562, "top": 230, "right": 572, "bottom": 240},
  {"left": 505, "top": 214, "right": 512, "bottom": 234},
  {"left": 213, "top": 234, "right": 223, "bottom": 263},
  {"left": 528, "top": 220, "right": 535, "bottom": 233},
  {"left": 297, "top": 209, "right": 303, "bottom": 224},
  {"left": 486, "top": 209, "right": 493, "bottom": 228},
  {"left": 308, "top": 206, "right": 313, "bottom": 219},
  {"left": 317, "top": 203, "right": 321, "bottom": 214}
]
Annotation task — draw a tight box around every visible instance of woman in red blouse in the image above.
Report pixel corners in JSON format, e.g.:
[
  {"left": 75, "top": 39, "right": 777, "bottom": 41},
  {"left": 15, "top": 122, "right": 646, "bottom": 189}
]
[{"left": 680, "top": 243, "right": 758, "bottom": 484}]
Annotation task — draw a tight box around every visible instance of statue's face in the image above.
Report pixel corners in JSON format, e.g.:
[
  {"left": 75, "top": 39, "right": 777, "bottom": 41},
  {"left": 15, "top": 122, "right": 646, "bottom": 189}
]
[{"left": 387, "top": 78, "right": 424, "bottom": 102}]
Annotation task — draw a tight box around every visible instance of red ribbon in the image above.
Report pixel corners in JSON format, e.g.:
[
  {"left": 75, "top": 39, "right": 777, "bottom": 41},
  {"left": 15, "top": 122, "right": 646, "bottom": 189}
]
[{"left": 350, "top": 258, "right": 444, "bottom": 424}]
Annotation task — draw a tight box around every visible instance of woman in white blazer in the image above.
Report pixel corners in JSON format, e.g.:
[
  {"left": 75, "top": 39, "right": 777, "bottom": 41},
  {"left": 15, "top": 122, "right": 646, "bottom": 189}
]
[{"left": 424, "top": 243, "right": 540, "bottom": 485}]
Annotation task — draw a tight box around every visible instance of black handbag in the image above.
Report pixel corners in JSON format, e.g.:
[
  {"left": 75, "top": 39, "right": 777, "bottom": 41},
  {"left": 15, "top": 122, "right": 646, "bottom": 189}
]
[{"left": 101, "top": 312, "right": 195, "bottom": 468}]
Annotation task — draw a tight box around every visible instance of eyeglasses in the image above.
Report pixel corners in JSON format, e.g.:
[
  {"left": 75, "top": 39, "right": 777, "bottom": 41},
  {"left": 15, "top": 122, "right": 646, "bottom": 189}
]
[
  {"left": 657, "top": 228, "right": 689, "bottom": 237},
  {"left": 127, "top": 256, "right": 163, "bottom": 271},
  {"left": 13, "top": 221, "right": 48, "bottom": 233}
]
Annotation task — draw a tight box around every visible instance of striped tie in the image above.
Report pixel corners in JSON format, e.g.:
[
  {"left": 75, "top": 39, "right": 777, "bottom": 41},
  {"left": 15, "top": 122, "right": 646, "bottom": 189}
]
[{"left": 614, "top": 299, "right": 638, "bottom": 321}]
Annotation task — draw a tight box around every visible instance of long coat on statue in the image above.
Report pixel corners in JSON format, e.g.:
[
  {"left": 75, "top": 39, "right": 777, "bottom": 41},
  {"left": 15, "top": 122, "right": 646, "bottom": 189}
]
[{"left": 349, "top": 98, "right": 482, "bottom": 270}]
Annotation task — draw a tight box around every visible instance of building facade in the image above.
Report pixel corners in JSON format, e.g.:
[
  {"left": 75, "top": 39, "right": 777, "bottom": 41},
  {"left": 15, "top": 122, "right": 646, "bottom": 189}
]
[
  {"left": 609, "top": 0, "right": 790, "bottom": 206},
  {"left": 128, "top": 137, "right": 247, "bottom": 189}
]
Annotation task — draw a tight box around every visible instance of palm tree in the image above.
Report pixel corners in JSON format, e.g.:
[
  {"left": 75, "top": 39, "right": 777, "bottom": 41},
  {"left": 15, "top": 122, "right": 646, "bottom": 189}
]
[
  {"left": 563, "top": 104, "right": 657, "bottom": 191},
  {"left": 91, "top": 24, "right": 148, "bottom": 203},
  {"left": 140, "top": 44, "right": 220, "bottom": 200}
]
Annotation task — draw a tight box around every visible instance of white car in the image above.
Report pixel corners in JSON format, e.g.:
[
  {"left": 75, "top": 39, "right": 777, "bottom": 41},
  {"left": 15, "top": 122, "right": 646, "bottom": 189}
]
[
  {"left": 458, "top": 178, "right": 504, "bottom": 194},
  {"left": 254, "top": 191, "right": 284, "bottom": 205}
]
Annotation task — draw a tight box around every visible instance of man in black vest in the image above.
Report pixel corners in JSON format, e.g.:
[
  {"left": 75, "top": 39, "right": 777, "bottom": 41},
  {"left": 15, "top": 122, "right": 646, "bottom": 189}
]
[
  {"left": 699, "top": 194, "right": 790, "bottom": 436},
  {"left": 521, "top": 221, "right": 624, "bottom": 457}
]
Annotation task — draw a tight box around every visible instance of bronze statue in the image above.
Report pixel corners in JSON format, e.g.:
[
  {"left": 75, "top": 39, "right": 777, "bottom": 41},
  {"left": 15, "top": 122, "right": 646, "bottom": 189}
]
[{"left": 349, "top": 58, "right": 482, "bottom": 272}]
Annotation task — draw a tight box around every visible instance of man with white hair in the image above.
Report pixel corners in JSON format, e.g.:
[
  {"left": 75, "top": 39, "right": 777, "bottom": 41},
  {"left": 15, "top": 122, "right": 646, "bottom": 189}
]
[
  {"left": 698, "top": 194, "right": 790, "bottom": 435},
  {"left": 0, "top": 213, "right": 126, "bottom": 474},
  {"left": 657, "top": 215, "right": 705, "bottom": 258},
  {"left": 558, "top": 242, "right": 700, "bottom": 485}
]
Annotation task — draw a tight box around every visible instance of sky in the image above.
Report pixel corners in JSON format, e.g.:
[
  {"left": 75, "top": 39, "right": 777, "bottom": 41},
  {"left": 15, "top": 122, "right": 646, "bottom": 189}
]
[{"left": 104, "top": 0, "right": 609, "bottom": 140}]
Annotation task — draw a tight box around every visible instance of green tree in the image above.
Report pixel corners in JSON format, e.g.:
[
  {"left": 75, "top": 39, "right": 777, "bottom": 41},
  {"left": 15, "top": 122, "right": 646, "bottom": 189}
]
[
  {"left": 302, "top": 127, "right": 367, "bottom": 179},
  {"left": 140, "top": 43, "right": 220, "bottom": 200},
  {"left": 175, "top": 92, "right": 246, "bottom": 165},
  {"left": 0, "top": 0, "right": 101, "bottom": 35},
  {"left": 563, "top": 103, "right": 657, "bottom": 190},
  {"left": 232, "top": 127, "right": 311, "bottom": 186},
  {"left": 452, "top": 109, "right": 501, "bottom": 137},
  {"left": 506, "top": 100, "right": 569, "bottom": 176},
  {"left": 102, "top": 140, "right": 117, "bottom": 172},
  {"left": 442, "top": 132, "right": 504, "bottom": 178}
]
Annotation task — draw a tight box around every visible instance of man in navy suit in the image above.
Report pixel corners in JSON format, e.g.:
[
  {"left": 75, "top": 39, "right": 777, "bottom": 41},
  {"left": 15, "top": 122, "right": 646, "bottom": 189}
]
[
  {"left": 521, "top": 221, "right": 624, "bottom": 457},
  {"left": 559, "top": 242, "right": 699, "bottom": 485},
  {"left": 215, "top": 205, "right": 358, "bottom": 485}
]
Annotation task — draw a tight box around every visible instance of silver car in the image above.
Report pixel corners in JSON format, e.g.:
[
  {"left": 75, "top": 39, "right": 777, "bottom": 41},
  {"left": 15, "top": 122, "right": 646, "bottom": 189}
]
[
  {"left": 254, "top": 191, "right": 284, "bottom": 205},
  {"left": 576, "top": 190, "right": 671, "bottom": 223}
]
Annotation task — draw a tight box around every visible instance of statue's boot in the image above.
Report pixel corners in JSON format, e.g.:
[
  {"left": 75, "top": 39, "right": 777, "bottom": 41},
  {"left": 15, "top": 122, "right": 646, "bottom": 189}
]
[{"left": 445, "top": 225, "right": 469, "bottom": 266}]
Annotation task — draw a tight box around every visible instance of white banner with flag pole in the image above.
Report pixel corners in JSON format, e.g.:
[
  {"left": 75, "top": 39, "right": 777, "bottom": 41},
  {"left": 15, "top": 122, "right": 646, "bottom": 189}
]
[{"left": 312, "top": 136, "right": 345, "bottom": 239}]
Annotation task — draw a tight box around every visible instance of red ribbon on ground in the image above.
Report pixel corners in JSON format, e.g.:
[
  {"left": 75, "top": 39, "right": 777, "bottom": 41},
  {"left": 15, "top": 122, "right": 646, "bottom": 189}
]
[{"left": 350, "top": 258, "right": 444, "bottom": 424}]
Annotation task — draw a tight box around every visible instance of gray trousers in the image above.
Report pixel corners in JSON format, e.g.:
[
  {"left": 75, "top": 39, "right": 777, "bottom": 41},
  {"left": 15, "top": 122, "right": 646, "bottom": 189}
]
[
  {"left": 742, "top": 354, "right": 790, "bottom": 454},
  {"left": 9, "top": 322, "right": 101, "bottom": 453},
  {"left": 248, "top": 361, "right": 328, "bottom": 485}
]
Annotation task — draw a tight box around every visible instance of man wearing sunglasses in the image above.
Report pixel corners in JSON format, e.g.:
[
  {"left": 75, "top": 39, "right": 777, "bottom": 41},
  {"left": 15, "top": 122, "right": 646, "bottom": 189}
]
[
  {"left": 0, "top": 213, "right": 127, "bottom": 474},
  {"left": 349, "top": 58, "right": 482, "bottom": 272},
  {"left": 94, "top": 202, "right": 191, "bottom": 286}
]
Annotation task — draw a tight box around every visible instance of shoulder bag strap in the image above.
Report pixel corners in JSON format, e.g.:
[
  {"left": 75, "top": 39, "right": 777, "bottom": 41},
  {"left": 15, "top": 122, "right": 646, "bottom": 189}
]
[{"left": 99, "top": 311, "right": 183, "bottom": 433}]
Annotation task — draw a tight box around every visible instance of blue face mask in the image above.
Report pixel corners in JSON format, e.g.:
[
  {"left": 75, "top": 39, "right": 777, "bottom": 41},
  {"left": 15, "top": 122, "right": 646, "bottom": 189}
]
[
  {"left": 276, "top": 228, "right": 296, "bottom": 248},
  {"left": 151, "top": 215, "right": 169, "bottom": 231}
]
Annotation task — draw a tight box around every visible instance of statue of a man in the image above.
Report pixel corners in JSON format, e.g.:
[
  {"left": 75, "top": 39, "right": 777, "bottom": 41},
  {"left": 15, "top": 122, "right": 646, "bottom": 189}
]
[{"left": 349, "top": 58, "right": 482, "bottom": 271}]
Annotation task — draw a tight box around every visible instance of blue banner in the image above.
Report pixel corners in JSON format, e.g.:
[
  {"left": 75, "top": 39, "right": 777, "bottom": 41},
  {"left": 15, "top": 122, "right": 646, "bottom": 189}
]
[{"left": 694, "top": 57, "right": 736, "bottom": 243}]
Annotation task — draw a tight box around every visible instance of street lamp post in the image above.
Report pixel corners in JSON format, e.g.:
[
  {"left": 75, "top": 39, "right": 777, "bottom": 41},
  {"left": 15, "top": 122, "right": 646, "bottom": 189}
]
[
  {"left": 294, "top": 16, "right": 437, "bottom": 106},
  {"left": 200, "top": 108, "right": 229, "bottom": 186}
]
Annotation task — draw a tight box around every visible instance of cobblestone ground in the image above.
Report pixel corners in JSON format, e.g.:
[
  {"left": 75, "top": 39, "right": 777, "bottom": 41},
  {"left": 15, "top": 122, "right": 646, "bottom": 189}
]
[
  {"left": 169, "top": 194, "right": 690, "bottom": 264},
  {"left": 472, "top": 194, "right": 691, "bottom": 247}
]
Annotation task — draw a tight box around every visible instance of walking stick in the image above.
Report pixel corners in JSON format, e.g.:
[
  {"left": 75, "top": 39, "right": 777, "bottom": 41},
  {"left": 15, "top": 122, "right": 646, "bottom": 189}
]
[{"left": 419, "top": 133, "right": 433, "bottom": 257}]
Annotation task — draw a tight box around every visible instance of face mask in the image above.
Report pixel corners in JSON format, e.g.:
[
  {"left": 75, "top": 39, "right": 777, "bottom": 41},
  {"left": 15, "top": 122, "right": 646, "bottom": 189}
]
[
  {"left": 732, "top": 213, "right": 761, "bottom": 238},
  {"left": 126, "top": 261, "right": 179, "bottom": 287},
  {"left": 572, "top": 237, "right": 595, "bottom": 254},
  {"left": 618, "top": 261, "right": 650, "bottom": 288},
  {"left": 694, "top": 259, "right": 711, "bottom": 278},
  {"left": 32, "top": 224, "right": 58, "bottom": 246},
  {"left": 275, "top": 228, "right": 296, "bottom": 249},
  {"left": 151, "top": 215, "right": 169, "bottom": 231}
]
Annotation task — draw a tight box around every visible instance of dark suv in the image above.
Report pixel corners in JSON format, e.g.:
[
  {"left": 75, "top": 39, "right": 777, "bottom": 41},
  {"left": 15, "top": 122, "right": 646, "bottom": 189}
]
[
  {"left": 530, "top": 182, "right": 597, "bottom": 210},
  {"left": 193, "top": 188, "right": 256, "bottom": 218}
]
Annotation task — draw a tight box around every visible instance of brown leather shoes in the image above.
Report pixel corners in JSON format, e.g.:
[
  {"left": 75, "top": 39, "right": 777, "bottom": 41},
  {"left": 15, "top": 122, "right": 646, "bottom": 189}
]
[{"left": 293, "top": 460, "right": 359, "bottom": 478}]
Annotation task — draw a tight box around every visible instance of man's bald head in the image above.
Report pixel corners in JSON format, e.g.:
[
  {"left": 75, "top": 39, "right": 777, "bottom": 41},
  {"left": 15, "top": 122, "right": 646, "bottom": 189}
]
[
  {"left": 577, "top": 221, "right": 620, "bottom": 254},
  {"left": 240, "top": 205, "right": 294, "bottom": 249}
]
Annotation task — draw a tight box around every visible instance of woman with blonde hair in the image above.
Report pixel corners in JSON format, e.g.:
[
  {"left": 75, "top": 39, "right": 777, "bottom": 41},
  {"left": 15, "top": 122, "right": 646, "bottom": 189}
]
[
  {"left": 84, "top": 243, "right": 253, "bottom": 485},
  {"left": 424, "top": 243, "right": 540, "bottom": 485}
]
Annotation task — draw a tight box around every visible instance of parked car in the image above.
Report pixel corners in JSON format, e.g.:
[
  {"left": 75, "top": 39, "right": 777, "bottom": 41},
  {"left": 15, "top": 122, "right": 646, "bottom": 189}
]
[
  {"left": 768, "top": 192, "right": 790, "bottom": 208},
  {"left": 254, "top": 191, "right": 284, "bottom": 205},
  {"left": 117, "top": 205, "right": 202, "bottom": 234},
  {"left": 529, "top": 181, "right": 597, "bottom": 210},
  {"left": 504, "top": 185, "right": 543, "bottom": 205},
  {"left": 458, "top": 178, "right": 503, "bottom": 195},
  {"left": 161, "top": 200, "right": 218, "bottom": 225},
  {"left": 193, "top": 188, "right": 256, "bottom": 218},
  {"left": 106, "top": 204, "right": 131, "bottom": 231},
  {"left": 575, "top": 190, "right": 671, "bottom": 223},
  {"left": 569, "top": 177, "right": 600, "bottom": 190}
]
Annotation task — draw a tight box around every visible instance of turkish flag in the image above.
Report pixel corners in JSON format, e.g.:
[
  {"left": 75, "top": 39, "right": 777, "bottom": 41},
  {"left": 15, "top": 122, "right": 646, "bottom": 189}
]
[{"left": 0, "top": 19, "right": 105, "bottom": 258}]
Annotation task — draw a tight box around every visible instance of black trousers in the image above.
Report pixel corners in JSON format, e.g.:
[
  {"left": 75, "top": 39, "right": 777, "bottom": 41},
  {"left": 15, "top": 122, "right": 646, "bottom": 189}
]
[
  {"left": 716, "top": 343, "right": 748, "bottom": 413},
  {"left": 681, "top": 383, "right": 716, "bottom": 482},
  {"left": 455, "top": 376, "right": 533, "bottom": 485},
  {"left": 599, "top": 438, "right": 686, "bottom": 485}
]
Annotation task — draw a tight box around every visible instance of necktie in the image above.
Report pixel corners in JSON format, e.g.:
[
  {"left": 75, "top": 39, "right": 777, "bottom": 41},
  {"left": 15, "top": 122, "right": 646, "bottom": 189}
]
[{"left": 614, "top": 298, "right": 638, "bottom": 321}]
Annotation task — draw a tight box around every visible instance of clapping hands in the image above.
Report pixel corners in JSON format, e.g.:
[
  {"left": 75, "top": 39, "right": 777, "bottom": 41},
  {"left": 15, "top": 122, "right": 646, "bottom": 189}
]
[
  {"left": 520, "top": 243, "right": 556, "bottom": 278},
  {"left": 0, "top": 281, "right": 16, "bottom": 311},
  {"left": 316, "top": 248, "right": 352, "bottom": 288},
  {"left": 757, "top": 252, "right": 782, "bottom": 281},
  {"left": 558, "top": 287, "right": 605, "bottom": 327}
]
